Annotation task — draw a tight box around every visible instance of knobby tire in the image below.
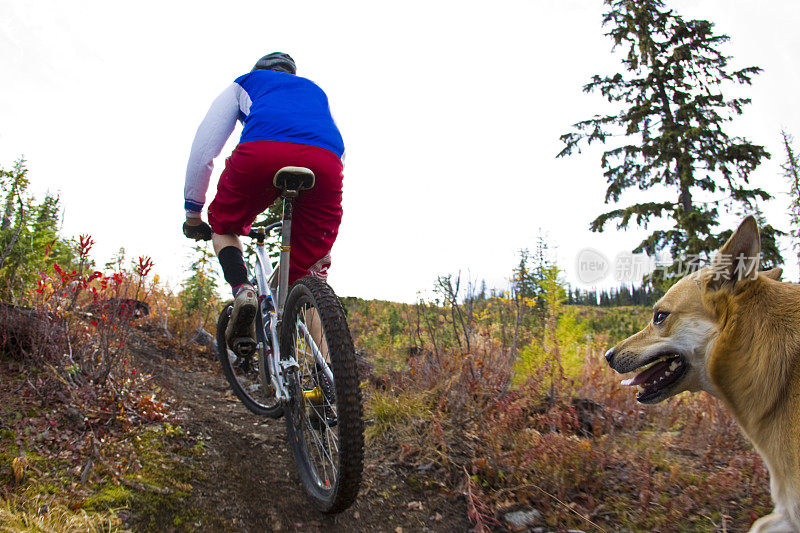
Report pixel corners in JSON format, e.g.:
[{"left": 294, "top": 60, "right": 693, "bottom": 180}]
[{"left": 281, "top": 276, "right": 364, "bottom": 513}]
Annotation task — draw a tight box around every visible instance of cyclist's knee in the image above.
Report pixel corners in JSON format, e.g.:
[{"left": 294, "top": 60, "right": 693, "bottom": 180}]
[{"left": 212, "top": 233, "right": 243, "bottom": 254}]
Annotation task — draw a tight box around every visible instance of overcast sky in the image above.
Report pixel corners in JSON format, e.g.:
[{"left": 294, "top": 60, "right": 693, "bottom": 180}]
[{"left": 1, "top": 0, "right": 798, "bottom": 302}]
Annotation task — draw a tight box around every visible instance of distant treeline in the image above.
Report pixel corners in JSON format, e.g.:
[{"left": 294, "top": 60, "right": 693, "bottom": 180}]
[{"left": 567, "top": 284, "right": 660, "bottom": 307}]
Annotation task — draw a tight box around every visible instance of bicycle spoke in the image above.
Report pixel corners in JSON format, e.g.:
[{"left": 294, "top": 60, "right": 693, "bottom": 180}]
[
  {"left": 310, "top": 401, "right": 339, "bottom": 455},
  {"left": 303, "top": 399, "right": 335, "bottom": 474},
  {"left": 303, "top": 409, "right": 337, "bottom": 482}
]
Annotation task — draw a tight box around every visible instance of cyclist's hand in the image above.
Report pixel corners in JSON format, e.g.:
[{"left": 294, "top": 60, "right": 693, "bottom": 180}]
[{"left": 183, "top": 220, "right": 213, "bottom": 241}]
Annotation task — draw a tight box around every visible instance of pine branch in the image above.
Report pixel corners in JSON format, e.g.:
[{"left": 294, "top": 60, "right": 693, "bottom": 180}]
[{"left": 590, "top": 201, "right": 675, "bottom": 232}]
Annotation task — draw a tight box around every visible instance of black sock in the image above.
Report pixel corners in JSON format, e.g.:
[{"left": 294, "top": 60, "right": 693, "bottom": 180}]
[{"left": 217, "top": 246, "right": 249, "bottom": 289}]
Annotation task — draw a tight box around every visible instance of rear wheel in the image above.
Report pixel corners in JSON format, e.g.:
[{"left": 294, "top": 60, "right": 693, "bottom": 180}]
[
  {"left": 281, "top": 276, "right": 363, "bottom": 513},
  {"left": 216, "top": 304, "right": 283, "bottom": 418}
]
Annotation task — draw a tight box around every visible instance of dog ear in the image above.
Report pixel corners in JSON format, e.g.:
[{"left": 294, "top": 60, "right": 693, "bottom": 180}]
[
  {"left": 707, "top": 216, "right": 761, "bottom": 290},
  {"left": 761, "top": 267, "right": 783, "bottom": 281}
]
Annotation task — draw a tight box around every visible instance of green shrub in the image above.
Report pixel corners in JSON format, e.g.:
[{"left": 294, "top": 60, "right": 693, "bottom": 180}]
[{"left": 511, "top": 307, "right": 589, "bottom": 390}]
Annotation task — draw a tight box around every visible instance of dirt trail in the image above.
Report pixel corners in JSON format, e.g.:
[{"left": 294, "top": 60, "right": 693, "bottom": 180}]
[{"left": 129, "top": 332, "right": 470, "bottom": 532}]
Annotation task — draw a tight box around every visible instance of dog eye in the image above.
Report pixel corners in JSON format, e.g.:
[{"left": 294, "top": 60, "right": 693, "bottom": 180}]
[{"left": 653, "top": 311, "right": 669, "bottom": 325}]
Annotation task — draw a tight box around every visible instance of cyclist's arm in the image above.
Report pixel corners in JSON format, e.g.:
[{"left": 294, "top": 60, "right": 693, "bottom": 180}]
[{"left": 183, "top": 83, "right": 242, "bottom": 217}]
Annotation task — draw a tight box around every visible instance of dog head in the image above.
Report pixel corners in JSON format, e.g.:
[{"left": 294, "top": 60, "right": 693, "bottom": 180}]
[{"left": 605, "top": 216, "right": 767, "bottom": 403}]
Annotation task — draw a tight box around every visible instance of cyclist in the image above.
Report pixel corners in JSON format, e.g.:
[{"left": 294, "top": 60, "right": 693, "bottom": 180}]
[{"left": 182, "top": 52, "right": 345, "bottom": 351}]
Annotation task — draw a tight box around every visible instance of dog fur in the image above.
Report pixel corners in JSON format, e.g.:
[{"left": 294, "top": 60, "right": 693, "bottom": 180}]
[{"left": 605, "top": 216, "right": 800, "bottom": 532}]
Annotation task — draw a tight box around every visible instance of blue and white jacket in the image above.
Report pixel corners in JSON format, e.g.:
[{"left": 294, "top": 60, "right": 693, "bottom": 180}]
[{"left": 184, "top": 70, "right": 344, "bottom": 214}]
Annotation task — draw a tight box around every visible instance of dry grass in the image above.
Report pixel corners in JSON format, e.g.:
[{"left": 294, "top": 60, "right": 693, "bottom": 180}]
[
  {"left": 0, "top": 496, "right": 124, "bottom": 533},
  {"left": 353, "top": 299, "right": 772, "bottom": 532}
]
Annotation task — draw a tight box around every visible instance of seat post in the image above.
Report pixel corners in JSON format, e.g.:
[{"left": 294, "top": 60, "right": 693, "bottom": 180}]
[
  {"left": 272, "top": 166, "right": 315, "bottom": 318},
  {"left": 277, "top": 193, "right": 293, "bottom": 318}
]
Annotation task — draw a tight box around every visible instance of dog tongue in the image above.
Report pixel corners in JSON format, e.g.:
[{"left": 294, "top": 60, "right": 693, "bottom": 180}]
[{"left": 622, "top": 360, "right": 669, "bottom": 387}]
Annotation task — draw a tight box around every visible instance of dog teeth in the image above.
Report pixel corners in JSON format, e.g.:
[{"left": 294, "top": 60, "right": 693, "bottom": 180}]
[{"left": 622, "top": 357, "right": 682, "bottom": 390}]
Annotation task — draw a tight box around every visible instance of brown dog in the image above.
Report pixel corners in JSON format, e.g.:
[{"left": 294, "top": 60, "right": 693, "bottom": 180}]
[{"left": 605, "top": 216, "right": 800, "bottom": 532}]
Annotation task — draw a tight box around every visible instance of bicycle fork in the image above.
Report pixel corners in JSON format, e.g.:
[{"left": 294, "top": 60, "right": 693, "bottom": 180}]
[
  {"left": 253, "top": 229, "right": 298, "bottom": 405},
  {"left": 265, "top": 307, "right": 297, "bottom": 403}
]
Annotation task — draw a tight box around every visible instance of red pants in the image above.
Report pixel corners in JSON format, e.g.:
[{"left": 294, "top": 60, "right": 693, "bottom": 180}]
[{"left": 208, "top": 141, "right": 344, "bottom": 284}]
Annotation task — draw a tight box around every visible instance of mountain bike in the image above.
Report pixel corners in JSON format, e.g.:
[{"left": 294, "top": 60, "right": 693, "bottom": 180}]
[{"left": 211, "top": 166, "right": 363, "bottom": 513}]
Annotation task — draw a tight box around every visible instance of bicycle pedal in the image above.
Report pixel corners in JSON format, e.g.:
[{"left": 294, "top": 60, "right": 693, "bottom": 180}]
[{"left": 232, "top": 337, "right": 257, "bottom": 356}]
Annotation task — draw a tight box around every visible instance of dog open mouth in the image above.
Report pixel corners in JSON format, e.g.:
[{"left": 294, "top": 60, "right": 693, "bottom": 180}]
[{"left": 620, "top": 354, "right": 687, "bottom": 403}]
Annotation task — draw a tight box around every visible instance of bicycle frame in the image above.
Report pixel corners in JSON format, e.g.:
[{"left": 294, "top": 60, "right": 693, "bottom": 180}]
[
  {"left": 248, "top": 194, "right": 335, "bottom": 405},
  {"left": 250, "top": 224, "right": 294, "bottom": 404}
]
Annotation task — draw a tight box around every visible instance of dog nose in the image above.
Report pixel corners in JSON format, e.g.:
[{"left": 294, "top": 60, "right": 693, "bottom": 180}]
[{"left": 605, "top": 347, "right": 616, "bottom": 365}]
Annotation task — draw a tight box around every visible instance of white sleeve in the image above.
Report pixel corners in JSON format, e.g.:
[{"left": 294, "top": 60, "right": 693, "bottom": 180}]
[{"left": 183, "top": 83, "right": 242, "bottom": 213}]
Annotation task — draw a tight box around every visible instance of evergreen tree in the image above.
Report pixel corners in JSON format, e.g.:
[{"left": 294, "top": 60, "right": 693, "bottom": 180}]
[
  {"left": 0, "top": 158, "right": 29, "bottom": 231},
  {"left": 782, "top": 130, "right": 800, "bottom": 280},
  {"left": 571, "top": 283, "right": 659, "bottom": 307},
  {"left": 0, "top": 159, "right": 76, "bottom": 299},
  {"left": 244, "top": 201, "right": 283, "bottom": 262},
  {"left": 512, "top": 249, "right": 537, "bottom": 300},
  {"left": 180, "top": 243, "right": 220, "bottom": 330},
  {"left": 558, "top": 0, "right": 781, "bottom": 276},
  {"left": 478, "top": 279, "right": 487, "bottom": 301},
  {"left": 105, "top": 247, "right": 128, "bottom": 273},
  {"left": 33, "top": 193, "right": 61, "bottom": 232},
  {"left": 531, "top": 232, "right": 552, "bottom": 290},
  {"left": 540, "top": 264, "right": 567, "bottom": 398}
]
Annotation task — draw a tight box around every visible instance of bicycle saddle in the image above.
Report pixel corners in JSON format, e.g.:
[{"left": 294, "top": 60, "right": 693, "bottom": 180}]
[{"left": 273, "top": 166, "right": 315, "bottom": 194}]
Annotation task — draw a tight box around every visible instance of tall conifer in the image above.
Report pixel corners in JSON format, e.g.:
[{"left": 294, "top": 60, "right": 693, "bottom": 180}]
[{"left": 559, "top": 0, "right": 781, "bottom": 273}]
